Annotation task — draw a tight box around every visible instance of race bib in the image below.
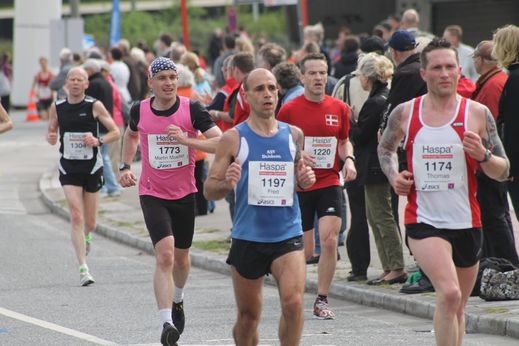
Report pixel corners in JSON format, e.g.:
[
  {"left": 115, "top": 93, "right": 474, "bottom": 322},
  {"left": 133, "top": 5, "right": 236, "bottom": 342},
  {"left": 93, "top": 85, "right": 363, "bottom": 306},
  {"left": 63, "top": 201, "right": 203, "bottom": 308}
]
[
  {"left": 248, "top": 161, "right": 294, "bottom": 207},
  {"left": 38, "top": 86, "right": 52, "bottom": 100},
  {"left": 148, "top": 134, "right": 189, "bottom": 170},
  {"left": 63, "top": 132, "right": 93, "bottom": 160},
  {"left": 413, "top": 143, "right": 465, "bottom": 191},
  {"left": 304, "top": 136, "right": 337, "bottom": 169}
]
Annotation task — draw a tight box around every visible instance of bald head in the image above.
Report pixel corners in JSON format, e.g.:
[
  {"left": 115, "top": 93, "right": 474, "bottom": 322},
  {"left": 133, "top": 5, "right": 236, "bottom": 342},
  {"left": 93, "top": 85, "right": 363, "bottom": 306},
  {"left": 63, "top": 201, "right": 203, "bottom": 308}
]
[
  {"left": 243, "top": 68, "right": 276, "bottom": 91},
  {"left": 474, "top": 40, "right": 497, "bottom": 62},
  {"left": 67, "top": 66, "right": 89, "bottom": 80},
  {"left": 401, "top": 9, "right": 419, "bottom": 29}
]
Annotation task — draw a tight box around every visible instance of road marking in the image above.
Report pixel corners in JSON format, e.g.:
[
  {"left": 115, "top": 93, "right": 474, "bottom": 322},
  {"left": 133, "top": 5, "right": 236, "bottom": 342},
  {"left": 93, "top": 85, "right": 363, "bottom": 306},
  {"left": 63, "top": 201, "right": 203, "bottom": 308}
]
[{"left": 0, "top": 307, "right": 116, "bottom": 345}]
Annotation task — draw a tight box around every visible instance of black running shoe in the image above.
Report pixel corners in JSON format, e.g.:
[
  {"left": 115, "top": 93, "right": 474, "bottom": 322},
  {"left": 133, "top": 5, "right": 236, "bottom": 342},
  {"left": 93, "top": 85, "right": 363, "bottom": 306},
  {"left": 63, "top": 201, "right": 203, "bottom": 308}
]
[
  {"left": 160, "top": 322, "right": 179, "bottom": 346},
  {"left": 172, "top": 301, "right": 185, "bottom": 334}
]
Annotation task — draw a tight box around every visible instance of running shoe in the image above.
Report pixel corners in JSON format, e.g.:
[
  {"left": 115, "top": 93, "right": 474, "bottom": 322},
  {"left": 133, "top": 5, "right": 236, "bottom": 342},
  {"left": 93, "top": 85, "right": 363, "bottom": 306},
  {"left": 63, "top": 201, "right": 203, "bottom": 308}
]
[
  {"left": 85, "top": 233, "right": 93, "bottom": 256},
  {"left": 172, "top": 301, "right": 185, "bottom": 334},
  {"left": 161, "top": 322, "right": 180, "bottom": 346},
  {"left": 79, "top": 271, "right": 95, "bottom": 287},
  {"left": 313, "top": 297, "right": 335, "bottom": 320}
]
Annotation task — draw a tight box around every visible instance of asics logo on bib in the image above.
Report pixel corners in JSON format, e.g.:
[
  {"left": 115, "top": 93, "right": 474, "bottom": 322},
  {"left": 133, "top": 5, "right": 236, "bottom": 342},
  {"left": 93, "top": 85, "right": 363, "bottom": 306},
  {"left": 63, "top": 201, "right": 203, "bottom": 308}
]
[
  {"left": 257, "top": 199, "right": 275, "bottom": 205},
  {"left": 422, "top": 145, "right": 453, "bottom": 154}
]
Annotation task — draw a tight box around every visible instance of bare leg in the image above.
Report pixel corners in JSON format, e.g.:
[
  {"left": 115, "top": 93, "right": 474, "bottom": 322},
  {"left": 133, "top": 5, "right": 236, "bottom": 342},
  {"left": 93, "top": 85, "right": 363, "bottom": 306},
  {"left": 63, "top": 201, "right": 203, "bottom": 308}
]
[
  {"left": 154, "top": 236, "right": 175, "bottom": 309},
  {"left": 231, "top": 267, "right": 263, "bottom": 346},
  {"left": 409, "top": 237, "right": 461, "bottom": 346},
  {"left": 82, "top": 190, "right": 99, "bottom": 236},
  {"left": 62, "top": 185, "right": 87, "bottom": 266},
  {"left": 173, "top": 248, "right": 190, "bottom": 290},
  {"left": 271, "top": 250, "right": 306, "bottom": 346},
  {"left": 455, "top": 264, "right": 479, "bottom": 346},
  {"left": 303, "top": 229, "right": 315, "bottom": 260},
  {"left": 317, "top": 216, "right": 341, "bottom": 295}
]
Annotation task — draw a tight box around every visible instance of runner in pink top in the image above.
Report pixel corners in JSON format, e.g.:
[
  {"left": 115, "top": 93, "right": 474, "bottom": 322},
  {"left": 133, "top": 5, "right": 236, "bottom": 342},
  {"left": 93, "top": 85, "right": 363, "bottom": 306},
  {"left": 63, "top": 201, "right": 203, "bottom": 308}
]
[{"left": 119, "top": 57, "right": 221, "bottom": 346}]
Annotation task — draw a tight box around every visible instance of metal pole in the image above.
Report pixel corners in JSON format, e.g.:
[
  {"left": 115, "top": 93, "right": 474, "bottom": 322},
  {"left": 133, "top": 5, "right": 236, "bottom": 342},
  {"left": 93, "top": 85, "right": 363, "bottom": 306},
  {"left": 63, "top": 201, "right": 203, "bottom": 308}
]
[
  {"left": 131, "top": 0, "right": 136, "bottom": 11},
  {"left": 70, "top": 0, "right": 80, "bottom": 18},
  {"left": 252, "top": 2, "right": 259, "bottom": 22},
  {"left": 297, "top": 0, "right": 304, "bottom": 45}
]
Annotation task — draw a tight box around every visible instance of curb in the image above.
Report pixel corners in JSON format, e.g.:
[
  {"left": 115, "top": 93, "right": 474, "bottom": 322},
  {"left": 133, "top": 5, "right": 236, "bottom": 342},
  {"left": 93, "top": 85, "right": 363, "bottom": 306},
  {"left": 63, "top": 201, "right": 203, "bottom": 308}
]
[{"left": 39, "top": 169, "right": 519, "bottom": 340}]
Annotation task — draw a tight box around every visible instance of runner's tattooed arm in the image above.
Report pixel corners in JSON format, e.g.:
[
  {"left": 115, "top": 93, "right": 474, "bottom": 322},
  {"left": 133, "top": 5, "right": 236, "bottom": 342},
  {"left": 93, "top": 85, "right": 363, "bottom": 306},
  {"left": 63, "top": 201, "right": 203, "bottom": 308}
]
[{"left": 377, "top": 104, "right": 406, "bottom": 183}]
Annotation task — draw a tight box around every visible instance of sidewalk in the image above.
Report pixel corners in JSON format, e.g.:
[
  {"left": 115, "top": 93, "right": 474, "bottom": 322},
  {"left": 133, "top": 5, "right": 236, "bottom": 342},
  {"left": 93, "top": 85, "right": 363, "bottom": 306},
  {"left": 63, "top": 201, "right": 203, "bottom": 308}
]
[{"left": 39, "top": 161, "right": 519, "bottom": 340}]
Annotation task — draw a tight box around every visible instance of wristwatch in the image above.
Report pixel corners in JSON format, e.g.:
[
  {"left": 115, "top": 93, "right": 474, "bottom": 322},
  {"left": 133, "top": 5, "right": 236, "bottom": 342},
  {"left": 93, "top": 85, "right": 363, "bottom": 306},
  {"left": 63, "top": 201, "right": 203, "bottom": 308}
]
[
  {"left": 98, "top": 137, "right": 104, "bottom": 146},
  {"left": 477, "top": 149, "right": 492, "bottom": 163},
  {"left": 119, "top": 163, "right": 131, "bottom": 171},
  {"left": 345, "top": 155, "right": 356, "bottom": 163}
]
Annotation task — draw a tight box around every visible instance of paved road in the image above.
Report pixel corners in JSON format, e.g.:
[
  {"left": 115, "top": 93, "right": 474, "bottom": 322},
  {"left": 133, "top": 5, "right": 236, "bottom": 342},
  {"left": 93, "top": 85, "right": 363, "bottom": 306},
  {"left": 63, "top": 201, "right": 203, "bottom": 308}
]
[{"left": 0, "top": 113, "right": 515, "bottom": 345}]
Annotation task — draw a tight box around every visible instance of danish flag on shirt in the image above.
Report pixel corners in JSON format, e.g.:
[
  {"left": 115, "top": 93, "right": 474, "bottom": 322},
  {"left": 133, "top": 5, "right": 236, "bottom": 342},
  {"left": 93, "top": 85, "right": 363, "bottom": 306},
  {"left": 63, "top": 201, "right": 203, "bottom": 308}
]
[{"left": 325, "top": 114, "right": 339, "bottom": 126}]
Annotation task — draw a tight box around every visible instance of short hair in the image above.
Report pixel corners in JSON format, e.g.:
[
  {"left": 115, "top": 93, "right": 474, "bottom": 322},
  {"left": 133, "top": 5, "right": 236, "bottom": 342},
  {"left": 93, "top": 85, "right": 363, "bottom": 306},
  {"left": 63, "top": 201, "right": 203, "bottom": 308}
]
[
  {"left": 299, "top": 53, "right": 327, "bottom": 74},
  {"left": 118, "top": 38, "right": 131, "bottom": 54},
  {"left": 110, "top": 47, "right": 123, "bottom": 61},
  {"left": 59, "top": 48, "right": 73, "bottom": 63},
  {"left": 304, "top": 23, "right": 325, "bottom": 43},
  {"left": 170, "top": 42, "right": 186, "bottom": 63},
  {"left": 272, "top": 62, "right": 301, "bottom": 90},
  {"left": 67, "top": 66, "right": 88, "bottom": 80},
  {"left": 444, "top": 25, "right": 463, "bottom": 40},
  {"left": 420, "top": 38, "right": 458, "bottom": 69},
  {"left": 223, "top": 34, "right": 236, "bottom": 50},
  {"left": 355, "top": 53, "right": 393, "bottom": 83},
  {"left": 343, "top": 35, "right": 360, "bottom": 54},
  {"left": 302, "top": 41, "right": 320, "bottom": 55},
  {"left": 159, "top": 33, "right": 173, "bottom": 47},
  {"left": 258, "top": 43, "right": 287, "bottom": 69},
  {"left": 232, "top": 52, "right": 255, "bottom": 74},
  {"left": 82, "top": 58, "right": 101, "bottom": 73},
  {"left": 474, "top": 40, "right": 497, "bottom": 62},
  {"left": 176, "top": 64, "right": 194, "bottom": 88},
  {"left": 493, "top": 24, "right": 519, "bottom": 68},
  {"left": 236, "top": 37, "right": 255, "bottom": 54}
]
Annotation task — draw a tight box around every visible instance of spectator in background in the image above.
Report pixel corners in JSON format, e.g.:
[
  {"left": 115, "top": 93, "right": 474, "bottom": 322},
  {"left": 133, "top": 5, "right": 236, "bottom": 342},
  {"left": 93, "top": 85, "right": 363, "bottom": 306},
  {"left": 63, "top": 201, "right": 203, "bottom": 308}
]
[
  {"left": 373, "top": 20, "right": 393, "bottom": 42},
  {"left": 118, "top": 39, "right": 145, "bottom": 103},
  {"left": 170, "top": 42, "right": 187, "bottom": 64},
  {"left": 272, "top": 62, "right": 304, "bottom": 106},
  {"left": 130, "top": 47, "right": 151, "bottom": 101},
  {"left": 181, "top": 51, "right": 212, "bottom": 97},
  {"left": 230, "top": 52, "right": 256, "bottom": 126},
  {"left": 304, "top": 23, "right": 332, "bottom": 75},
  {"left": 443, "top": 25, "right": 479, "bottom": 82},
  {"left": 208, "top": 28, "right": 224, "bottom": 70},
  {"left": 157, "top": 33, "right": 174, "bottom": 58},
  {"left": 387, "top": 14, "right": 401, "bottom": 32},
  {"left": 257, "top": 43, "right": 287, "bottom": 71},
  {"left": 100, "top": 61, "right": 125, "bottom": 181},
  {"left": 493, "top": 24, "right": 519, "bottom": 221},
  {"left": 110, "top": 47, "right": 132, "bottom": 119},
  {"left": 213, "top": 34, "right": 237, "bottom": 88},
  {"left": 50, "top": 48, "right": 74, "bottom": 100},
  {"left": 333, "top": 35, "right": 360, "bottom": 79},
  {"left": 399, "top": 9, "right": 435, "bottom": 40},
  {"left": 32, "top": 56, "right": 54, "bottom": 120},
  {"left": 471, "top": 40, "right": 518, "bottom": 264},
  {"left": 0, "top": 53, "right": 11, "bottom": 111},
  {"left": 236, "top": 36, "right": 255, "bottom": 55}
]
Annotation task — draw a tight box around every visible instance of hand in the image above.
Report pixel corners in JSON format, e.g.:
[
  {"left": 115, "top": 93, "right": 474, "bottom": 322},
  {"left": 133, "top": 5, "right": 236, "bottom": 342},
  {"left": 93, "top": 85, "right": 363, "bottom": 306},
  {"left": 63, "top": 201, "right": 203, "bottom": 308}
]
[
  {"left": 47, "top": 132, "right": 58, "bottom": 145},
  {"left": 165, "top": 125, "right": 188, "bottom": 144},
  {"left": 342, "top": 158, "right": 357, "bottom": 182},
  {"left": 391, "top": 170, "right": 414, "bottom": 196},
  {"left": 463, "top": 131, "right": 486, "bottom": 161},
  {"left": 119, "top": 169, "right": 137, "bottom": 187},
  {"left": 82, "top": 132, "right": 98, "bottom": 147},
  {"left": 225, "top": 158, "right": 241, "bottom": 189},
  {"left": 296, "top": 158, "right": 315, "bottom": 189},
  {"left": 301, "top": 151, "right": 316, "bottom": 168}
]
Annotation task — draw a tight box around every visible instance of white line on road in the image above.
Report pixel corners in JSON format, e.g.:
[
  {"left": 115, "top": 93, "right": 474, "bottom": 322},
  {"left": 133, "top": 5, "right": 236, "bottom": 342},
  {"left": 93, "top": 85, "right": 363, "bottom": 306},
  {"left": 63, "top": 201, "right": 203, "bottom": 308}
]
[{"left": 0, "top": 306, "right": 116, "bottom": 345}]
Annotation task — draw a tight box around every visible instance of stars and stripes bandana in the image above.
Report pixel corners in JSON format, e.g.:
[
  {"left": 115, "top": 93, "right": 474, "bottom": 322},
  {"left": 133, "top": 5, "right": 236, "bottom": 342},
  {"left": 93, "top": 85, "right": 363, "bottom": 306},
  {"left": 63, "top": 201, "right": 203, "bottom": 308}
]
[{"left": 149, "top": 57, "right": 177, "bottom": 78}]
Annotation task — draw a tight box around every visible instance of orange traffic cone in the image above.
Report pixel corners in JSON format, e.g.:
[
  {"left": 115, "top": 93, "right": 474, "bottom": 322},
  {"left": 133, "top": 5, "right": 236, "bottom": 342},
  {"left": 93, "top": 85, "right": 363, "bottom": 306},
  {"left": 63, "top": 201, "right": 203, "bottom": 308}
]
[{"left": 25, "top": 91, "right": 39, "bottom": 122}]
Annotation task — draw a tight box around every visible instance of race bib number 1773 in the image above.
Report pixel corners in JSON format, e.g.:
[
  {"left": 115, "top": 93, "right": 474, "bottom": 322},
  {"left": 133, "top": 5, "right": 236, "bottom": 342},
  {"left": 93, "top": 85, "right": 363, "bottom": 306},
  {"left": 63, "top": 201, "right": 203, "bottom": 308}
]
[{"left": 148, "top": 134, "right": 189, "bottom": 169}]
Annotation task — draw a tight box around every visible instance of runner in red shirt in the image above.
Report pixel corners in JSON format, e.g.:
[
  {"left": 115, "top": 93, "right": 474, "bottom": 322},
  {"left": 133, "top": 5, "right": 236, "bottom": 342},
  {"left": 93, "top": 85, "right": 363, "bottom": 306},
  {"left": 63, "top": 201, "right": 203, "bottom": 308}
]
[{"left": 278, "top": 53, "right": 356, "bottom": 319}]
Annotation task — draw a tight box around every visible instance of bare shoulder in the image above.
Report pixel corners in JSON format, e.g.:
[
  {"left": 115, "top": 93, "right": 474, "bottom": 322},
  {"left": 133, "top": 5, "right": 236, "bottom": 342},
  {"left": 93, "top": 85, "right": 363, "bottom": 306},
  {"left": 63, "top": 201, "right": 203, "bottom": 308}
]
[
  {"left": 288, "top": 124, "right": 304, "bottom": 141},
  {"left": 466, "top": 99, "right": 491, "bottom": 131},
  {"left": 217, "top": 128, "right": 240, "bottom": 156},
  {"left": 387, "top": 101, "right": 412, "bottom": 132}
]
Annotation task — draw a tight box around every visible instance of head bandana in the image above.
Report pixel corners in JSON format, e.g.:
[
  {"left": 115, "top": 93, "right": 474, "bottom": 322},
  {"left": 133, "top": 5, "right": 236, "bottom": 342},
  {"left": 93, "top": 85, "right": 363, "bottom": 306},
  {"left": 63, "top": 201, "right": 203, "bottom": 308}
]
[{"left": 149, "top": 57, "right": 177, "bottom": 78}]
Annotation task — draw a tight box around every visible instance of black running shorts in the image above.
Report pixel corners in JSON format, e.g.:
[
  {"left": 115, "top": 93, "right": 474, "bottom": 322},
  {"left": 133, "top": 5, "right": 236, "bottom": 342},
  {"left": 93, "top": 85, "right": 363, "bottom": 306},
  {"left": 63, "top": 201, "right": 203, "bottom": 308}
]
[
  {"left": 297, "top": 186, "right": 342, "bottom": 231},
  {"left": 226, "top": 235, "right": 304, "bottom": 279},
  {"left": 139, "top": 194, "right": 195, "bottom": 248},
  {"left": 59, "top": 168, "right": 104, "bottom": 193},
  {"left": 406, "top": 223, "right": 482, "bottom": 267}
]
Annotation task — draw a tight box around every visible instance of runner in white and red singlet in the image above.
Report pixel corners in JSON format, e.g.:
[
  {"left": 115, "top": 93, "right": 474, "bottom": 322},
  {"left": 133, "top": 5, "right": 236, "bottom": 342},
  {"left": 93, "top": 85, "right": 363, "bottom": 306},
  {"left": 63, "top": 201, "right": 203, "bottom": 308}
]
[{"left": 378, "top": 39, "right": 510, "bottom": 346}]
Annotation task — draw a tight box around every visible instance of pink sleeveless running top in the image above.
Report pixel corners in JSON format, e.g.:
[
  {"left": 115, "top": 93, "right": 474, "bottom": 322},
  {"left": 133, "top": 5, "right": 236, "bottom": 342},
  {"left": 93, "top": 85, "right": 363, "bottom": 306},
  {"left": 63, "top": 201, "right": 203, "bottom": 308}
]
[{"left": 138, "top": 96, "right": 197, "bottom": 200}]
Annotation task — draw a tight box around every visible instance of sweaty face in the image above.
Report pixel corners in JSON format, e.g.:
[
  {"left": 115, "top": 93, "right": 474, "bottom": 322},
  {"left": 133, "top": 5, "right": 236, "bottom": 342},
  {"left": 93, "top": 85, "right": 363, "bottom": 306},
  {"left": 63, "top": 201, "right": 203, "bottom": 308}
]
[
  {"left": 149, "top": 70, "right": 178, "bottom": 101},
  {"left": 245, "top": 70, "right": 278, "bottom": 118},
  {"left": 421, "top": 49, "right": 460, "bottom": 97},
  {"left": 302, "top": 59, "right": 327, "bottom": 98}
]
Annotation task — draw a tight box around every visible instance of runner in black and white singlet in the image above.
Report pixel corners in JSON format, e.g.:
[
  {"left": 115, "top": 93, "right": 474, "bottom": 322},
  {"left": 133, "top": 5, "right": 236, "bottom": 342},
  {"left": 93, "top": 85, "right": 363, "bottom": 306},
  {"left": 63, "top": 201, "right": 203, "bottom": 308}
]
[
  {"left": 47, "top": 67, "right": 120, "bottom": 287},
  {"left": 378, "top": 39, "right": 509, "bottom": 346}
]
